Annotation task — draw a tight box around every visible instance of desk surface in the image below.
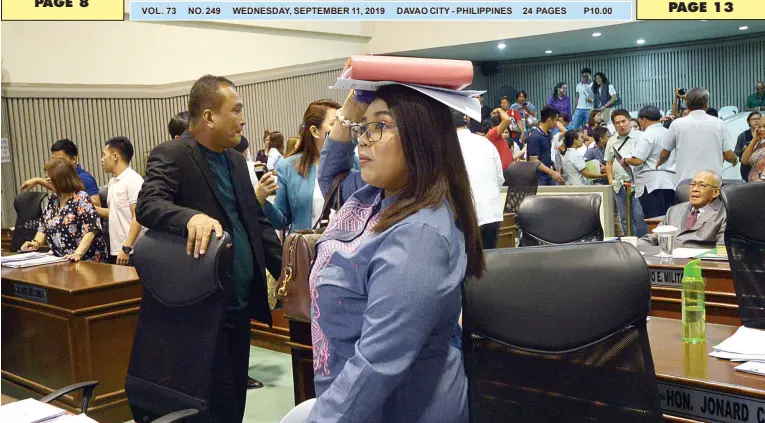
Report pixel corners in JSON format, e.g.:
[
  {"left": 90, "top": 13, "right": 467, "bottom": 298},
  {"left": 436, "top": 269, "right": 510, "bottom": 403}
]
[
  {"left": 1, "top": 258, "right": 139, "bottom": 294},
  {"left": 649, "top": 317, "right": 765, "bottom": 398},
  {"left": 639, "top": 246, "right": 731, "bottom": 273}
]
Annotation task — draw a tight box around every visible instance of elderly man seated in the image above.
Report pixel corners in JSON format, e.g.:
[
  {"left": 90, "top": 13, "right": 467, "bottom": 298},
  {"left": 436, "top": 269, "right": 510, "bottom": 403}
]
[{"left": 639, "top": 170, "right": 726, "bottom": 249}]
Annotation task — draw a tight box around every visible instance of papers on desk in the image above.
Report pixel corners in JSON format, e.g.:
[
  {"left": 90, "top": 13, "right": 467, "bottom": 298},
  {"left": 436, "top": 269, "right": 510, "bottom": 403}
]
[
  {"left": 0, "top": 398, "right": 66, "bottom": 423},
  {"left": 655, "top": 248, "right": 712, "bottom": 259},
  {"left": 710, "top": 326, "right": 765, "bottom": 375},
  {"left": 1, "top": 252, "right": 68, "bottom": 268},
  {"left": 50, "top": 414, "right": 99, "bottom": 422},
  {"left": 695, "top": 249, "right": 729, "bottom": 262},
  {"left": 735, "top": 361, "right": 765, "bottom": 377}
]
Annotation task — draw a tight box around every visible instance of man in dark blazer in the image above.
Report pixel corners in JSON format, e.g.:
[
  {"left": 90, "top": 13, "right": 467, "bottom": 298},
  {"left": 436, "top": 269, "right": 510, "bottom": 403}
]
[
  {"left": 136, "top": 75, "right": 282, "bottom": 423},
  {"left": 639, "top": 170, "right": 727, "bottom": 249}
]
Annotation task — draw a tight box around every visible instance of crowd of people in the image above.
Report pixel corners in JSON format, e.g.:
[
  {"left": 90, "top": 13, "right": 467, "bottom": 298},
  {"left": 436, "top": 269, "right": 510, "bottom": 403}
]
[{"left": 10, "top": 68, "right": 765, "bottom": 423}]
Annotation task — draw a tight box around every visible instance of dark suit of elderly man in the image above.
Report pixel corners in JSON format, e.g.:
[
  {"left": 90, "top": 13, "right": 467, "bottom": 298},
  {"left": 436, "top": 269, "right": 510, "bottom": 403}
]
[{"left": 639, "top": 170, "right": 727, "bottom": 249}]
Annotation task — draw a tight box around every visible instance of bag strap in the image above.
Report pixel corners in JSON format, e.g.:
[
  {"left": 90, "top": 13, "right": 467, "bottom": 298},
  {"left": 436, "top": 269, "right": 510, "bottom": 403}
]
[{"left": 312, "top": 171, "right": 349, "bottom": 230}]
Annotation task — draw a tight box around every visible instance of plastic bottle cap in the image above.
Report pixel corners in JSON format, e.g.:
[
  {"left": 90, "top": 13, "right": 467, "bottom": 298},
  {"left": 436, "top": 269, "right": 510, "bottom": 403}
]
[{"left": 684, "top": 259, "right": 703, "bottom": 279}]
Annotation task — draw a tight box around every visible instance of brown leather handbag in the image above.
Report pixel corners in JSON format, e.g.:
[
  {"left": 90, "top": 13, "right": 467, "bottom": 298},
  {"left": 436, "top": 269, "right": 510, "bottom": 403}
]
[{"left": 274, "top": 172, "right": 347, "bottom": 322}]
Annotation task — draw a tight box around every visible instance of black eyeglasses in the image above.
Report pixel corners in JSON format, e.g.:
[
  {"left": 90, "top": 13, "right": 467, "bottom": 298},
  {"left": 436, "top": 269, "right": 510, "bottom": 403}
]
[{"left": 349, "top": 121, "right": 398, "bottom": 144}]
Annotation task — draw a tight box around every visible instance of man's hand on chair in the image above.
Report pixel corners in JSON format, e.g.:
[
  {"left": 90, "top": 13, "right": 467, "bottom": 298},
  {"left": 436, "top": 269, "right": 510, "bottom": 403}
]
[{"left": 186, "top": 214, "right": 223, "bottom": 258}]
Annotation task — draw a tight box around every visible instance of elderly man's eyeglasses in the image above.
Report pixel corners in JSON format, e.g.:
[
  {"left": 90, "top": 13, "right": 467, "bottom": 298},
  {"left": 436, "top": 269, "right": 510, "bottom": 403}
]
[
  {"left": 689, "top": 181, "right": 718, "bottom": 190},
  {"left": 350, "top": 121, "right": 397, "bottom": 144}
]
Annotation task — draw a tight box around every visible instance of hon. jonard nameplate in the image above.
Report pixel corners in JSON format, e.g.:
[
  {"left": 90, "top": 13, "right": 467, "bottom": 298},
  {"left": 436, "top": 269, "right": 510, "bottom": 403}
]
[{"left": 658, "top": 381, "right": 765, "bottom": 423}]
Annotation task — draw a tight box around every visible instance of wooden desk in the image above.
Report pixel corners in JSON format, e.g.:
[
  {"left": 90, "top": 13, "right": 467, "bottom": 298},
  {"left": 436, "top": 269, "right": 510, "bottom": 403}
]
[
  {"left": 1, "top": 259, "right": 140, "bottom": 423},
  {"left": 496, "top": 213, "right": 517, "bottom": 249},
  {"left": 641, "top": 247, "right": 739, "bottom": 326},
  {"left": 649, "top": 317, "right": 765, "bottom": 422}
]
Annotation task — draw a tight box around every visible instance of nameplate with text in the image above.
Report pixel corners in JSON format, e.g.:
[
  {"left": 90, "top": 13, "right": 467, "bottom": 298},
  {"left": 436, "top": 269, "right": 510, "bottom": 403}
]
[
  {"left": 658, "top": 381, "right": 765, "bottom": 423},
  {"left": 13, "top": 283, "right": 49, "bottom": 304},
  {"left": 650, "top": 269, "right": 684, "bottom": 287}
]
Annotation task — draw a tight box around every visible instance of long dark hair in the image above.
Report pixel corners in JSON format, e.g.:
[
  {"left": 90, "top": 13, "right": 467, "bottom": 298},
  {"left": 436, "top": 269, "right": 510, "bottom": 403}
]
[
  {"left": 294, "top": 99, "right": 341, "bottom": 177},
  {"left": 551, "top": 82, "right": 566, "bottom": 100},
  {"left": 371, "top": 85, "right": 485, "bottom": 278},
  {"left": 593, "top": 72, "right": 609, "bottom": 95}
]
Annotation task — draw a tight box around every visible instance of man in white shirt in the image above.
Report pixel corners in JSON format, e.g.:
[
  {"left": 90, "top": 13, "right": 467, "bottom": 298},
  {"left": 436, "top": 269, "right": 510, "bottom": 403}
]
[
  {"left": 657, "top": 87, "right": 738, "bottom": 183},
  {"left": 623, "top": 106, "right": 677, "bottom": 219},
  {"left": 453, "top": 110, "right": 504, "bottom": 249},
  {"left": 96, "top": 137, "right": 146, "bottom": 265},
  {"left": 572, "top": 67, "right": 594, "bottom": 129},
  {"left": 605, "top": 109, "right": 648, "bottom": 236}
]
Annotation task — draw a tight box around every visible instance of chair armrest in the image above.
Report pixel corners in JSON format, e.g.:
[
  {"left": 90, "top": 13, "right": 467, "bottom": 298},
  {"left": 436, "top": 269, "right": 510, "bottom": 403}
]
[
  {"left": 152, "top": 409, "right": 200, "bottom": 423},
  {"left": 39, "top": 381, "right": 99, "bottom": 414}
]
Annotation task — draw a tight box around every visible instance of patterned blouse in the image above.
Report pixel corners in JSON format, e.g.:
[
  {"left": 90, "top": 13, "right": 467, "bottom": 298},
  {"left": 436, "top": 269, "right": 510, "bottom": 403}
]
[
  {"left": 38, "top": 191, "right": 108, "bottom": 262},
  {"left": 748, "top": 140, "right": 765, "bottom": 182}
]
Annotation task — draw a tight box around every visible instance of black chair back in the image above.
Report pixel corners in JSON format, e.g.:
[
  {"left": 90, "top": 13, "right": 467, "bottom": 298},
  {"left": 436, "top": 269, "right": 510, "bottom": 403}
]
[
  {"left": 126, "top": 230, "right": 232, "bottom": 423},
  {"left": 98, "top": 186, "right": 110, "bottom": 253},
  {"left": 675, "top": 179, "right": 744, "bottom": 205},
  {"left": 516, "top": 193, "right": 603, "bottom": 246},
  {"left": 11, "top": 192, "right": 48, "bottom": 251},
  {"left": 721, "top": 183, "right": 765, "bottom": 329},
  {"left": 503, "top": 161, "right": 539, "bottom": 214},
  {"left": 463, "top": 243, "right": 662, "bottom": 422}
]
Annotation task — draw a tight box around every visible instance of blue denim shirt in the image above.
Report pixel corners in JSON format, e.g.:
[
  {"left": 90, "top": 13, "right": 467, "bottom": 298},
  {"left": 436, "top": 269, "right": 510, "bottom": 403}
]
[{"left": 306, "top": 137, "right": 468, "bottom": 423}]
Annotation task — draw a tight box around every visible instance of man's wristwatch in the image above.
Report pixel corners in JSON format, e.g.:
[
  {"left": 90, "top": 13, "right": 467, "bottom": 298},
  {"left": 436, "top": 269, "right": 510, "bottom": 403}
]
[{"left": 122, "top": 245, "right": 132, "bottom": 254}]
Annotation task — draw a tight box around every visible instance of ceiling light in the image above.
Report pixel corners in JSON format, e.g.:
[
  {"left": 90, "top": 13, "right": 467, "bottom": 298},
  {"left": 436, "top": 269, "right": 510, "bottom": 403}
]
[
  {"left": 637, "top": 39, "right": 646, "bottom": 45},
  {"left": 739, "top": 26, "right": 749, "bottom": 31},
  {"left": 592, "top": 32, "right": 602, "bottom": 37},
  {"left": 545, "top": 50, "right": 553, "bottom": 54},
  {"left": 497, "top": 43, "right": 506, "bottom": 49}
]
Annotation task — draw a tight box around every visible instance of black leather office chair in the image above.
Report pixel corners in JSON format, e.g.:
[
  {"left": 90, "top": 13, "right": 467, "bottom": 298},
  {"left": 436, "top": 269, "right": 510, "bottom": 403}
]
[
  {"left": 11, "top": 192, "right": 48, "bottom": 251},
  {"left": 98, "top": 186, "right": 110, "bottom": 254},
  {"left": 40, "top": 381, "right": 99, "bottom": 414},
  {"left": 721, "top": 183, "right": 765, "bottom": 329},
  {"left": 675, "top": 179, "right": 744, "bottom": 205},
  {"left": 516, "top": 193, "right": 603, "bottom": 246},
  {"left": 463, "top": 243, "right": 662, "bottom": 422},
  {"left": 126, "top": 230, "right": 233, "bottom": 423},
  {"left": 503, "top": 161, "right": 540, "bottom": 214}
]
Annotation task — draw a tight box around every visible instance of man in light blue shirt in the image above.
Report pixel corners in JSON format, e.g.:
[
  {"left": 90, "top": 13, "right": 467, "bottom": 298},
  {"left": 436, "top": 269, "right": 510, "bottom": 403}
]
[{"left": 623, "top": 106, "right": 677, "bottom": 218}]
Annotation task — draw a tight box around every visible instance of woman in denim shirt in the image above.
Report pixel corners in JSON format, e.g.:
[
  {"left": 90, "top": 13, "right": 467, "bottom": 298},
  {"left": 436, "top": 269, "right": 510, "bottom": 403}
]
[{"left": 306, "top": 85, "right": 485, "bottom": 423}]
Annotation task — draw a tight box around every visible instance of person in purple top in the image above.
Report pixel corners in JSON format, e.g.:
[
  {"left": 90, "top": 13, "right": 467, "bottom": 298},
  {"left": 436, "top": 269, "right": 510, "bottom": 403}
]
[
  {"left": 547, "top": 82, "right": 572, "bottom": 117},
  {"left": 306, "top": 85, "right": 485, "bottom": 423}
]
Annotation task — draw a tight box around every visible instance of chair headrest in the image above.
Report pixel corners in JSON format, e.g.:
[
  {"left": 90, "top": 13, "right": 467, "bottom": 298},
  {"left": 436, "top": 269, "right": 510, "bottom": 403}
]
[
  {"left": 133, "top": 230, "right": 232, "bottom": 306},
  {"left": 504, "top": 161, "right": 540, "bottom": 186},
  {"left": 464, "top": 242, "right": 650, "bottom": 351},
  {"left": 516, "top": 194, "right": 602, "bottom": 244},
  {"left": 14, "top": 192, "right": 48, "bottom": 218},
  {"left": 677, "top": 179, "right": 744, "bottom": 205},
  {"left": 722, "top": 183, "right": 765, "bottom": 242}
]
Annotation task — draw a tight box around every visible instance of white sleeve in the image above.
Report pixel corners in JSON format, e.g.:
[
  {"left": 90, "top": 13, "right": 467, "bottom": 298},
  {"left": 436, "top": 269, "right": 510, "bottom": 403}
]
[
  {"left": 493, "top": 148, "right": 504, "bottom": 189},
  {"left": 661, "top": 124, "right": 677, "bottom": 152},
  {"left": 721, "top": 122, "right": 735, "bottom": 152},
  {"left": 573, "top": 153, "right": 587, "bottom": 172},
  {"left": 127, "top": 177, "right": 143, "bottom": 205},
  {"left": 608, "top": 84, "right": 617, "bottom": 96}
]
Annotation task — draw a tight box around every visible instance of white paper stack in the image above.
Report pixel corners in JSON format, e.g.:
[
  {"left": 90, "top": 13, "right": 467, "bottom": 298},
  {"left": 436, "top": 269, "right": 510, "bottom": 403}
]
[
  {"left": 1, "top": 252, "right": 68, "bottom": 268},
  {"left": 709, "top": 326, "right": 765, "bottom": 375},
  {"left": 0, "top": 398, "right": 67, "bottom": 423}
]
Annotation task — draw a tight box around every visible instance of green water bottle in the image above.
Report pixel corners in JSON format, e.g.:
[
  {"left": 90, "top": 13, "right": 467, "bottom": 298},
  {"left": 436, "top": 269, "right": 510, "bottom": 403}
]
[{"left": 682, "top": 259, "right": 706, "bottom": 343}]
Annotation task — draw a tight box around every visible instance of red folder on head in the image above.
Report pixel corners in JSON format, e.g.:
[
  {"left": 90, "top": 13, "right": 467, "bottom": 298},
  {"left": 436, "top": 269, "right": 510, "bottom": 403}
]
[{"left": 342, "top": 56, "right": 474, "bottom": 90}]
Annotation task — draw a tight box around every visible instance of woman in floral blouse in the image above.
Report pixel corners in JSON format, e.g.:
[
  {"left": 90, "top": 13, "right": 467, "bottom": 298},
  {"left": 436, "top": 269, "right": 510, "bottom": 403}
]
[{"left": 21, "top": 157, "right": 108, "bottom": 262}]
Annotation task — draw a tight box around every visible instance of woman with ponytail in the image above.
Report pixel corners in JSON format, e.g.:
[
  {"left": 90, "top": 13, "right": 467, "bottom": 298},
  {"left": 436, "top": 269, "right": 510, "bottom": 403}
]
[{"left": 256, "top": 99, "right": 341, "bottom": 230}]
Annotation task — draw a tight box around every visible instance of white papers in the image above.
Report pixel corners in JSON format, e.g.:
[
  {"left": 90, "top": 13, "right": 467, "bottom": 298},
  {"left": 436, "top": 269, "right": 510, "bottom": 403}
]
[
  {"left": 1, "top": 252, "right": 68, "bottom": 268},
  {"left": 0, "top": 398, "right": 67, "bottom": 423},
  {"left": 713, "top": 326, "right": 765, "bottom": 355},
  {"left": 654, "top": 248, "right": 712, "bottom": 259},
  {"left": 1, "top": 252, "right": 54, "bottom": 263},
  {"left": 709, "top": 350, "right": 765, "bottom": 363},
  {"left": 330, "top": 77, "right": 485, "bottom": 121},
  {"left": 735, "top": 361, "right": 765, "bottom": 376}
]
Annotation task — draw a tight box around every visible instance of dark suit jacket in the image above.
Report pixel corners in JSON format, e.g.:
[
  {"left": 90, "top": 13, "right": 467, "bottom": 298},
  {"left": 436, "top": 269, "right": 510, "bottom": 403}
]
[{"left": 136, "top": 131, "right": 282, "bottom": 325}]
